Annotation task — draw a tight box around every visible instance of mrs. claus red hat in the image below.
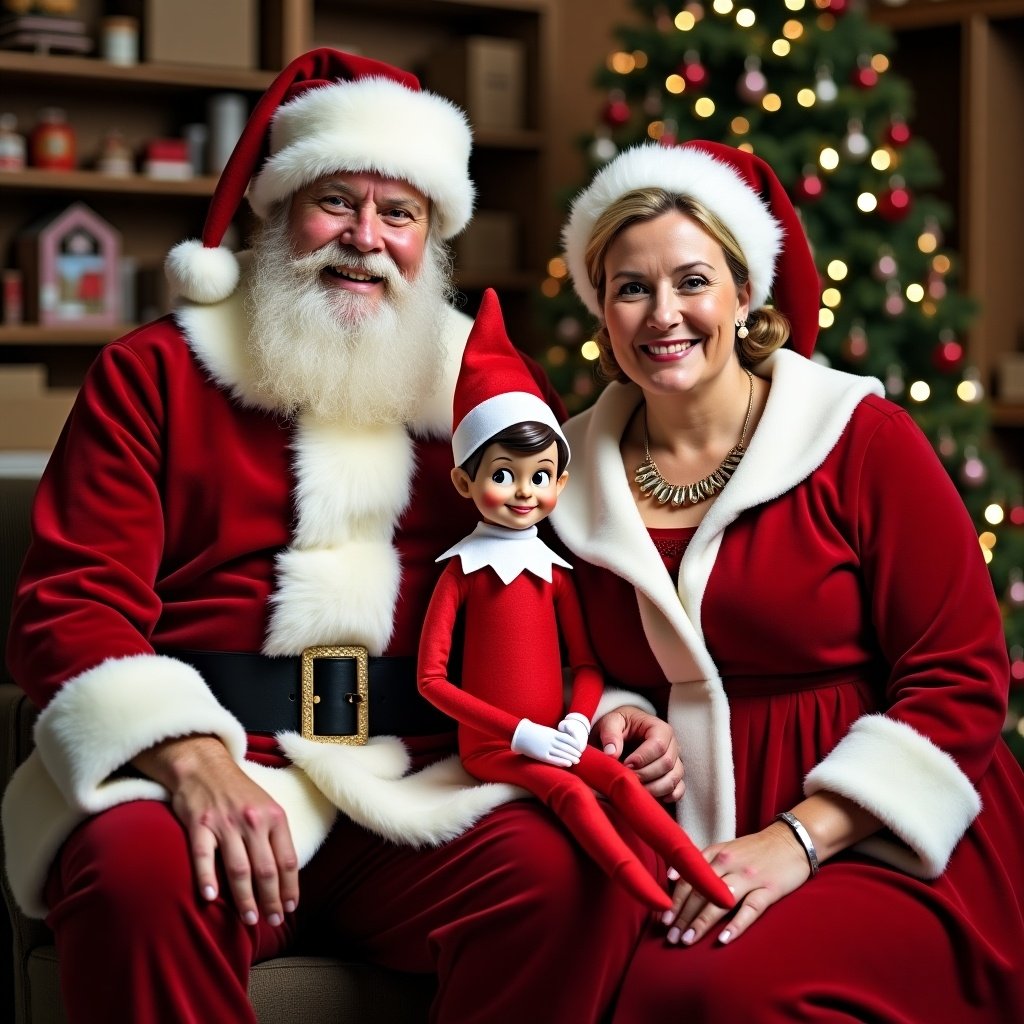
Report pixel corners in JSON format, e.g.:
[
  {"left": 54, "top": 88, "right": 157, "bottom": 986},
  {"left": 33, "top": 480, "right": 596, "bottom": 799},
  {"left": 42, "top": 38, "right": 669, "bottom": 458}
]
[
  {"left": 561, "top": 140, "right": 820, "bottom": 357},
  {"left": 452, "top": 289, "right": 568, "bottom": 468},
  {"left": 166, "top": 48, "right": 475, "bottom": 305}
]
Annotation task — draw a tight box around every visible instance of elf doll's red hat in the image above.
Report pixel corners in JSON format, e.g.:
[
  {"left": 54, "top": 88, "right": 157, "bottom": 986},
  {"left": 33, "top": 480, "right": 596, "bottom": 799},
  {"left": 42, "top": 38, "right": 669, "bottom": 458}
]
[
  {"left": 561, "top": 140, "right": 819, "bottom": 357},
  {"left": 166, "top": 47, "right": 475, "bottom": 305},
  {"left": 452, "top": 288, "right": 568, "bottom": 468}
]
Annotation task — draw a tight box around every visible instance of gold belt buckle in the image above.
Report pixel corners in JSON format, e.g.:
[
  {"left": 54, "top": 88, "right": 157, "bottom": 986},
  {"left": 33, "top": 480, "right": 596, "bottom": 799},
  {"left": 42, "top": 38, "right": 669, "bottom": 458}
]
[{"left": 300, "top": 645, "right": 369, "bottom": 745}]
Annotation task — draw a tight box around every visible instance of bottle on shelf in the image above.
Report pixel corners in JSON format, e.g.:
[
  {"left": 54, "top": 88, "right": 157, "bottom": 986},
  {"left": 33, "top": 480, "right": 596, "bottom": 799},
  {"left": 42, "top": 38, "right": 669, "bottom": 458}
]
[
  {"left": 0, "top": 113, "right": 26, "bottom": 171},
  {"left": 29, "top": 107, "right": 76, "bottom": 171}
]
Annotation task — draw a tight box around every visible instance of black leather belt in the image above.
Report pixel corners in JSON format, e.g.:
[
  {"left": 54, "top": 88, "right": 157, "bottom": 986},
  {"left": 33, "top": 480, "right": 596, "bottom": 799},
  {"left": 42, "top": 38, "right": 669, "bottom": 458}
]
[{"left": 165, "top": 646, "right": 454, "bottom": 745}]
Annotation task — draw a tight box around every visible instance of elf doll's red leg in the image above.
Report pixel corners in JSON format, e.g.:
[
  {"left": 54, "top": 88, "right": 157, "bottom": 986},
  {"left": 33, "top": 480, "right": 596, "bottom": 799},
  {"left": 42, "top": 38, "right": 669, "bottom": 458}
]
[
  {"left": 577, "top": 747, "right": 734, "bottom": 909},
  {"left": 45, "top": 801, "right": 290, "bottom": 1024},
  {"left": 463, "top": 748, "right": 673, "bottom": 911}
]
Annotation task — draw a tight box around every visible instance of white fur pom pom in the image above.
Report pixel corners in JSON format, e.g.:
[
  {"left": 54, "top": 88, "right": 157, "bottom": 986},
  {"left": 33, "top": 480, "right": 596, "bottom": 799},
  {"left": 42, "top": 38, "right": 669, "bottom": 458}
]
[{"left": 165, "top": 239, "right": 240, "bottom": 304}]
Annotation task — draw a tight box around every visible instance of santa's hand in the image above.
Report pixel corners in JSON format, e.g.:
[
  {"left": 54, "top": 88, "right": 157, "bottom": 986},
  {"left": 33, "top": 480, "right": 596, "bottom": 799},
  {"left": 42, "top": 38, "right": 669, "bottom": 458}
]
[
  {"left": 512, "top": 718, "right": 583, "bottom": 767},
  {"left": 557, "top": 711, "right": 592, "bottom": 750}
]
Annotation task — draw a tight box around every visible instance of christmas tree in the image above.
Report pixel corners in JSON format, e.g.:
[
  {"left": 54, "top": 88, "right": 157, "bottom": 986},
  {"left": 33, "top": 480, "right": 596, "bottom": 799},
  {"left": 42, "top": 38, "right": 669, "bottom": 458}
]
[{"left": 536, "top": 0, "right": 1024, "bottom": 758}]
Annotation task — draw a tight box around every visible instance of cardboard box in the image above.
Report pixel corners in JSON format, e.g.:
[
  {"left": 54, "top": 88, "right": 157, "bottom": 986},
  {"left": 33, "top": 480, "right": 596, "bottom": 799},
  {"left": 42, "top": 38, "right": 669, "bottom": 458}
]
[
  {"left": 136, "top": 0, "right": 256, "bottom": 70},
  {"left": 0, "top": 390, "right": 77, "bottom": 451},
  {"left": 997, "top": 353, "right": 1024, "bottom": 403},
  {"left": 455, "top": 211, "right": 518, "bottom": 273},
  {"left": 0, "top": 364, "right": 46, "bottom": 397},
  {"left": 426, "top": 36, "right": 525, "bottom": 133}
]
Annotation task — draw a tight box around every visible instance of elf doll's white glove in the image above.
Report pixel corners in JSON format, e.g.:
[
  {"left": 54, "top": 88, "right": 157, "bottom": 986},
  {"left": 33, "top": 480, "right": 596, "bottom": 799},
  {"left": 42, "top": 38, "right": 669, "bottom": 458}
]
[
  {"left": 512, "top": 718, "right": 584, "bottom": 767},
  {"left": 557, "top": 712, "right": 592, "bottom": 751}
]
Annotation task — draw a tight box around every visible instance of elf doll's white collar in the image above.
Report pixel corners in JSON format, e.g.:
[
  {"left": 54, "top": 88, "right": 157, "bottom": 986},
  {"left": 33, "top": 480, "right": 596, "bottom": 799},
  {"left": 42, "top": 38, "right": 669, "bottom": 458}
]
[{"left": 437, "top": 522, "right": 572, "bottom": 585}]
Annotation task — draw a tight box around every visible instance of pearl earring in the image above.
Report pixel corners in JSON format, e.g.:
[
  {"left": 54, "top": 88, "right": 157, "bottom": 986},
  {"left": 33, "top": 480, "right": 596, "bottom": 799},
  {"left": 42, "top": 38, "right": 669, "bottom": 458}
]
[{"left": 736, "top": 319, "right": 749, "bottom": 339}]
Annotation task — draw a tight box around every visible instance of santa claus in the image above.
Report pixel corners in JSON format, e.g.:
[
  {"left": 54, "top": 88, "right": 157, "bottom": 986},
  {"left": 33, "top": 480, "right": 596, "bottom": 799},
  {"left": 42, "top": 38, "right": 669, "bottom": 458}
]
[{"left": 3, "top": 49, "right": 674, "bottom": 1024}]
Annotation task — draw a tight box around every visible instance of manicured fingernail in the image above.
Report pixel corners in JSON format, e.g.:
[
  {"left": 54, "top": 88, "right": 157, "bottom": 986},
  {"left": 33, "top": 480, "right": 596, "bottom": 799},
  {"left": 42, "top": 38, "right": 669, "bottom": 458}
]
[
  {"left": 268, "top": 913, "right": 283, "bottom": 927},
  {"left": 284, "top": 900, "right": 297, "bottom": 914},
  {"left": 719, "top": 930, "right": 732, "bottom": 944},
  {"left": 681, "top": 928, "right": 696, "bottom": 945},
  {"left": 667, "top": 867, "right": 680, "bottom": 881},
  {"left": 667, "top": 927, "right": 681, "bottom": 944},
  {"left": 604, "top": 744, "right": 616, "bottom": 755},
  {"left": 243, "top": 910, "right": 258, "bottom": 926},
  {"left": 202, "top": 886, "right": 216, "bottom": 901},
  {"left": 661, "top": 909, "right": 675, "bottom": 925}
]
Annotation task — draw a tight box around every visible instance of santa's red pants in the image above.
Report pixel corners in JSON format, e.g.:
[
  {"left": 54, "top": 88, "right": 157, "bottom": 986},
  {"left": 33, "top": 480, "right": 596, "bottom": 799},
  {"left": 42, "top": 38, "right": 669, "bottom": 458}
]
[{"left": 45, "top": 798, "right": 655, "bottom": 1024}]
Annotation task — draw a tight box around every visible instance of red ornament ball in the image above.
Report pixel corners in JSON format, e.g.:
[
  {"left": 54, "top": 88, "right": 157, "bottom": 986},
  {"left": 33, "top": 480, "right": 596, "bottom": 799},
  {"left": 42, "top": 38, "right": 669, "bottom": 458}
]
[
  {"left": 794, "top": 171, "right": 824, "bottom": 203},
  {"left": 877, "top": 185, "right": 912, "bottom": 222},
  {"left": 682, "top": 60, "right": 709, "bottom": 90},
  {"left": 886, "top": 120, "right": 912, "bottom": 147},
  {"left": 602, "top": 98, "right": 631, "bottom": 128},
  {"left": 932, "top": 339, "right": 964, "bottom": 372},
  {"left": 1010, "top": 504, "right": 1024, "bottom": 527},
  {"left": 852, "top": 65, "right": 878, "bottom": 89}
]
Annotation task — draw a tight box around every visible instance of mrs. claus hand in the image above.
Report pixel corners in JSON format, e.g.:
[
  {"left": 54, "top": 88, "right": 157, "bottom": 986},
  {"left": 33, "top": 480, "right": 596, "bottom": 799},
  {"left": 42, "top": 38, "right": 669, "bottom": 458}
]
[{"left": 594, "top": 705, "right": 684, "bottom": 801}]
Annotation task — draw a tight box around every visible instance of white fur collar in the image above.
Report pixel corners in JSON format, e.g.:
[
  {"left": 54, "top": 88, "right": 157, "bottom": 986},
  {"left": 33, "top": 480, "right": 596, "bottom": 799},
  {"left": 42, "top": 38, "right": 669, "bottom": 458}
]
[
  {"left": 171, "top": 251, "right": 470, "bottom": 440},
  {"left": 552, "top": 349, "right": 884, "bottom": 646}
]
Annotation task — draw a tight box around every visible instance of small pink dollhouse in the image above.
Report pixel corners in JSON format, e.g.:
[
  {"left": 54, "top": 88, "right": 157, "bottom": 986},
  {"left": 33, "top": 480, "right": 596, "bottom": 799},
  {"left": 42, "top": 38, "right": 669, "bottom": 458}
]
[{"left": 18, "top": 201, "right": 121, "bottom": 326}]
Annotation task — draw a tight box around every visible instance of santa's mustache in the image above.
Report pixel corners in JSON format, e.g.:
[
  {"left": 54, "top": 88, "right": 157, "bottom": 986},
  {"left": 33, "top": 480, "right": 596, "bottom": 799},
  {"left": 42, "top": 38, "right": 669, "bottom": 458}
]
[{"left": 287, "top": 244, "right": 403, "bottom": 291}]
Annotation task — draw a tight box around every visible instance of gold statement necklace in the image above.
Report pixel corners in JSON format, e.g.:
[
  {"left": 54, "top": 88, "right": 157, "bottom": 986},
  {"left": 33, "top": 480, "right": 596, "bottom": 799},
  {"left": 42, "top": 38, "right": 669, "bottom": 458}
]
[{"left": 635, "top": 368, "right": 754, "bottom": 508}]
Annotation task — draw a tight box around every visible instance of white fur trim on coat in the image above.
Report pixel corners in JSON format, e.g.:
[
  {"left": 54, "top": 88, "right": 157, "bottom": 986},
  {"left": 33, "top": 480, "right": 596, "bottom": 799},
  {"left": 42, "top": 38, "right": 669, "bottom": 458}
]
[
  {"left": 804, "top": 714, "right": 981, "bottom": 878},
  {"left": 249, "top": 77, "right": 475, "bottom": 239},
  {"left": 562, "top": 143, "right": 782, "bottom": 316},
  {"left": 3, "top": 653, "right": 248, "bottom": 916}
]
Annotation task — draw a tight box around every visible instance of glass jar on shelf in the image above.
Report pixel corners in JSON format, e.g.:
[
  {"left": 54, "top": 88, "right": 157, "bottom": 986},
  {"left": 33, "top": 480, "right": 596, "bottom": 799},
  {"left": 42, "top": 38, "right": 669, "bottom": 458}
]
[{"left": 30, "top": 107, "right": 76, "bottom": 171}]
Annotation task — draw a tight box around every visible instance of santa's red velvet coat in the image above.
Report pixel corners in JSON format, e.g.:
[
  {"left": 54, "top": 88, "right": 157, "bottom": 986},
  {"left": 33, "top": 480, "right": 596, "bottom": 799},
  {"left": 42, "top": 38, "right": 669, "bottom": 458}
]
[
  {"left": 550, "top": 347, "right": 1024, "bottom": 1021},
  {"left": 4, "top": 270, "right": 627, "bottom": 917}
]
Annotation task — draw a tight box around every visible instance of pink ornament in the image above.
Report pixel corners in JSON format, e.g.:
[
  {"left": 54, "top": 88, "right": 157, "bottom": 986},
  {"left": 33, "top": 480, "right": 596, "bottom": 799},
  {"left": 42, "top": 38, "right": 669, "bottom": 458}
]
[
  {"left": 960, "top": 455, "right": 987, "bottom": 487},
  {"left": 842, "top": 326, "right": 869, "bottom": 362},
  {"left": 874, "top": 252, "right": 898, "bottom": 280},
  {"left": 884, "top": 290, "right": 905, "bottom": 316},
  {"left": 738, "top": 67, "right": 767, "bottom": 104}
]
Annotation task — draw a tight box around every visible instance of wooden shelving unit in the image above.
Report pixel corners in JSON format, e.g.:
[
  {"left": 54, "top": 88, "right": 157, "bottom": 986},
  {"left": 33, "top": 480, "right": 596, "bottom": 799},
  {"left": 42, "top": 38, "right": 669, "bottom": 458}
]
[{"left": 0, "top": 0, "right": 555, "bottom": 454}]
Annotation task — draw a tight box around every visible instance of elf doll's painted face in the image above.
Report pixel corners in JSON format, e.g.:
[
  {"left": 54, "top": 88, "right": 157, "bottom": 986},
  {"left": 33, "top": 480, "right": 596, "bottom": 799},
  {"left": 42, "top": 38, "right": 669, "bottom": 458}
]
[{"left": 451, "top": 441, "right": 568, "bottom": 531}]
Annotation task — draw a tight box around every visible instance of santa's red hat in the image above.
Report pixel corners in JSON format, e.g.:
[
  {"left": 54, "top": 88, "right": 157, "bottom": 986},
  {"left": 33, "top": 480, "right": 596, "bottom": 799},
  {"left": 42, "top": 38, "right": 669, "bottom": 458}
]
[
  {"left": 561, "top": 140, "right": 819, "bottom": 356},
  {"left": 166, "top": 48, "right": 475, "bottom": 305},
  {"left": 452, "top": 289, "right": 568, "bottom": 467}
]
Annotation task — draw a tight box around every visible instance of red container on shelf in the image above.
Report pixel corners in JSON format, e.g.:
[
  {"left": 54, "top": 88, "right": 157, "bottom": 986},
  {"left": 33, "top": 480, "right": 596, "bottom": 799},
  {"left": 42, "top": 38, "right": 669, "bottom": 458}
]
[{"left": 29, "top": 108, "right": 76, "bottom": 171}]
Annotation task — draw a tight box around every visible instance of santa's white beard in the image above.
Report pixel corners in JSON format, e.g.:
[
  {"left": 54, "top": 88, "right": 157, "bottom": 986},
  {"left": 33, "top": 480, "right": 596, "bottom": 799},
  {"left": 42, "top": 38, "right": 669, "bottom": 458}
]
[{"left": 244, "top": 208, "right": 454, "bottom": 425}]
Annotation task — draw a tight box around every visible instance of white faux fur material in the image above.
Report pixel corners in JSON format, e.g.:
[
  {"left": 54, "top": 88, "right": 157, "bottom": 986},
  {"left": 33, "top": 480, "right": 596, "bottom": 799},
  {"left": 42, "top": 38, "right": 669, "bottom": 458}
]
[
  {"left": 804, "top": 714, "right": 981, "bottom": 878},
  {"left": 3, "top": 652, "right": 249, "bottom": 916},
  {"left": 562, "top": 143, "right": 783, "bottom": 316},
  {"left": 249, "top": 76, "right": 475, "bottom": 239},
  {"left": 33, "top": 653, "right": 248, "bottom": 808},
  {"left": 452, "top": 391, "right": 567, "bottom": 467},
  {"left": 279, "top": 733, "right": 526, "bottom": 848},
  {"left": 165, "top": 239, "right": 241, "bottom": 305}
]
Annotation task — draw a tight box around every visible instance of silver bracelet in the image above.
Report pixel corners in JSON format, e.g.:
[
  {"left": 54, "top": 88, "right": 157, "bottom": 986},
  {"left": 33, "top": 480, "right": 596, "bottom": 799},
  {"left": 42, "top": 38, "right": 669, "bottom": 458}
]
[{"left": 775, "top": 811, "right": 820, "bottom": 877}]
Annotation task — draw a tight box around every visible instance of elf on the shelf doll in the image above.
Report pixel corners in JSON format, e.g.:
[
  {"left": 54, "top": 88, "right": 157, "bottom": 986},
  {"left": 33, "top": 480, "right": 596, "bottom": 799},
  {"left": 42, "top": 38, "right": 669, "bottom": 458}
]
[{"left": 417, "top": 289, "right": 735, "bottom": 913}]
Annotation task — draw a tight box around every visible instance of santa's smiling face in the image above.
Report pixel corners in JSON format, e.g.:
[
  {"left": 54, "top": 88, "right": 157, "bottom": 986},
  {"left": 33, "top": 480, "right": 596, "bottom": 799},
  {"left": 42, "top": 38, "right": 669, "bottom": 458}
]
[
  {"left": 244, "top": 176, "right": 454, "bottom": 426},
  {"left": 287, "top": 171, "right": 431, "bottom": 313}
]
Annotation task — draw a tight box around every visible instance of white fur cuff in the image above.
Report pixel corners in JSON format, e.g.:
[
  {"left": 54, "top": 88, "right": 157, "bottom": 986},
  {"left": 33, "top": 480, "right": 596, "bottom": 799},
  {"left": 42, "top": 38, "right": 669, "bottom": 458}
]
[
  {"left": 33, "top": 653, "right": 248, "bottom": 810},
  {"left": 804, "top": 714, "right": 981, "bottom": 877}
]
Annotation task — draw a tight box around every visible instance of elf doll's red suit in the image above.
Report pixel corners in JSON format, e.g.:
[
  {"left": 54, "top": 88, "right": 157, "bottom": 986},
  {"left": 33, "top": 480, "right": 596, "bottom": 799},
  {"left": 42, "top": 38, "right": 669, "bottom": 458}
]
[{"left": 417, "top": 290, "right": 734, "bottom": 913}]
